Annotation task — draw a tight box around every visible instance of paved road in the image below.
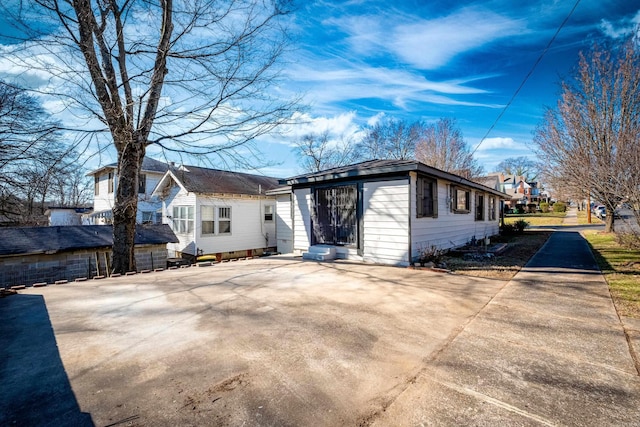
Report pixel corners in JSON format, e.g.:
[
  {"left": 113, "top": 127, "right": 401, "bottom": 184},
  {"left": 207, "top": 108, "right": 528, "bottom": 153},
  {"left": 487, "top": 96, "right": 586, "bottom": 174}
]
[{"left": 374, "top": 230, "right": 640, "bottom": 426}]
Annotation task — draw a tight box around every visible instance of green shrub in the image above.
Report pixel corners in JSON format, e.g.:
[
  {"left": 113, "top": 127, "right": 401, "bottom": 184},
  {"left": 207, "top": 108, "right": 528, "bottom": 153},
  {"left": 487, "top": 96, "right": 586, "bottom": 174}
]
[
  {"left": 552, "top": 202, "right": 567, "bottom": 213},
  {"left": 501, "top": 219, "right": 529, "bottom": 235},
  {"left": 539, "top": 202, "right": 549, "bottom": 212},
  {"left": 513, "top": 219, "right": 529, "bottom": 232}
]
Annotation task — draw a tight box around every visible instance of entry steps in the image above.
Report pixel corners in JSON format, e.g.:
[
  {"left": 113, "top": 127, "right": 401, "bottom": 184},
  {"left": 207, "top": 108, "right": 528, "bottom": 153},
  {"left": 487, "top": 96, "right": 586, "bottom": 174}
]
[{"left": 302, "top": 245, "right": 337, "bottom": 262}]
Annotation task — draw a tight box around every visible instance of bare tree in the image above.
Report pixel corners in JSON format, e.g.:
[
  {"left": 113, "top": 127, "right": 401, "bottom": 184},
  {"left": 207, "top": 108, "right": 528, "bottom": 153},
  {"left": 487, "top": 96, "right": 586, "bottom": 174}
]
[
  {"left": 414, "top": 118, "right": 484, "bottom": 178},
  {"left": 4, "top": 1, "right": 297, "bottom": 273},
  {"left": 357, "top": 118, "right": 419, "bottom": 161},
  {"left": 293, "top": 130, "right": 360, "bottom": 172},
  {"left": 0, "top": 82, "right": 66, "bottom": 223},
  {"left": 496, "top": 156, "right": 539, "bottom": 181},
  {"left": 535, "top": 35, "right": 640, "bottom": 233}
]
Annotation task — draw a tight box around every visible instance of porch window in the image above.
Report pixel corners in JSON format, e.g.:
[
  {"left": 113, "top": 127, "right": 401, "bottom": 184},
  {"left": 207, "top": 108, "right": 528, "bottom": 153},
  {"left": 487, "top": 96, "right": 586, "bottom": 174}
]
[
  {"left": 138, "top": 174, "right": 146, "bottom": 194},
  {"left": 173, "top": 206, "right": 194, "bottom": 234},
  {"left": 201, "top": 206, "right": 214, "bottom": 235},
  {"left": 452, "top": 187, "right": 470, "bottom": 213},
  {"left": 417, "top": 176, "right": 437, "bottom": 218},
  {"left": 475, "top": 193, "right": 485, "bottom": 221},
  {"left": 218, "top": 207, "right": 231, "bottom": 234},
  {"left": 313, "top": 185, "right": 357, "bottom": 246},
  {"left": 488, "top": 197, "right": 496, "bottom": 221},
  {"left": 264, "top": 205, "right": 274, "bottom": 222},
  {"left": 108, "top": 172, "right": 114, "bottom": 194}
]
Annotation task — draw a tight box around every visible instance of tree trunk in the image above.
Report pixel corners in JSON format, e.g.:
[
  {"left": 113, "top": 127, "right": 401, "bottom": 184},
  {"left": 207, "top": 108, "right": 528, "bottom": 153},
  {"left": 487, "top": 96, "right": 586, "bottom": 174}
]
[
  {"left": 605, "top": 207, "right": 615, "bottom": 233},
  {"left": 111, "top": 143, "right": 145, "bottom": 274}
]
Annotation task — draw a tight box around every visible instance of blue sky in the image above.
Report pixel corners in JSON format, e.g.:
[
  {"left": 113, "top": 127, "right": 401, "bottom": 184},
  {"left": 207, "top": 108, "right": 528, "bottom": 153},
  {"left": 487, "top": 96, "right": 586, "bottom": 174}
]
[
  {"left": 1, "top": 0, "right": 639, "bottom": 179},
  {"left": 260, "top": 0, "right": 640, "bottom": 177}
]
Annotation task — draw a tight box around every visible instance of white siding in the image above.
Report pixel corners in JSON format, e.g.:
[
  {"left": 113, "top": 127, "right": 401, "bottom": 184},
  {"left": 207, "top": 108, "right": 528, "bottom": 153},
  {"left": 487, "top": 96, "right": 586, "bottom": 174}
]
[
  {"left": 163, "top": 187, "right": 197, "bottom": 255},
  {"left": 293, "top": 188, "right": 311, "bottom": 252},
  {"left": 362, "top": 180, "right": 410, "bottom": 266},
  {"left": 92, "top": 170, "right": 164, "bottom": 222},
  {"left": 93, "top": 172, "right": 115, "bottom": 213},
  {"left": 410, "top": 173, "right": 499, "bottom": 260},
  {"left": 275, "top": 193, "right": 293, "bottom": 254},
  {"left": 49, "top": 210, "right": 81, "bottom": 226},
  {"left": 194, "top": 196, "right": 276, "bottom": 255}
]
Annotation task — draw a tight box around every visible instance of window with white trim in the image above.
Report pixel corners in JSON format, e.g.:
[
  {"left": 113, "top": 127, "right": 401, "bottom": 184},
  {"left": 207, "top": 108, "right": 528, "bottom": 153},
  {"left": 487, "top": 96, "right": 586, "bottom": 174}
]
[
  {"left": 201, "top": 206, "right": 214, "bottom": 235},
  {"left": 173, "top": 206, "right": 194, "bottom": 234},
  {"left": 218, "top": 207, "right": 231, "bottom": 234},
  {"left": 264, "top": 205, "right": 274, "bottom": 222},
  {"left": 94, "top": 175, "right": 99, "bottom": 195}
]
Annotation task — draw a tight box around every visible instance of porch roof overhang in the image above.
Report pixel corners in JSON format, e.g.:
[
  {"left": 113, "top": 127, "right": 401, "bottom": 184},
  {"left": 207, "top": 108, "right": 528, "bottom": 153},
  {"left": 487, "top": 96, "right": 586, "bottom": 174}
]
[{"left": 283, "top": 160, "right": 508, "bottom": 199}]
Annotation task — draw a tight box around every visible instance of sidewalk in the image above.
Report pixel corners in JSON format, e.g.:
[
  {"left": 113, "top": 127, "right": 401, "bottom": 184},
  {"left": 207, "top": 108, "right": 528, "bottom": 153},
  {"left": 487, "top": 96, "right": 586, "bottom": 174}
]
[
  {"left": 374, "top": 230, "right": 640, "bottom": 426},
  {"left": 563, "top": 206, "right": 579, "bottom": 225}
]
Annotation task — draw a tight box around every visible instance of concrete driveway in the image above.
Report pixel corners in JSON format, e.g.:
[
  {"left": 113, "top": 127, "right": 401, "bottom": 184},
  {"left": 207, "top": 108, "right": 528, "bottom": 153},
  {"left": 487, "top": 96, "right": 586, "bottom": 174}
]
[{"left": 1, "top": 257, "right": 506, "bottom": 426}]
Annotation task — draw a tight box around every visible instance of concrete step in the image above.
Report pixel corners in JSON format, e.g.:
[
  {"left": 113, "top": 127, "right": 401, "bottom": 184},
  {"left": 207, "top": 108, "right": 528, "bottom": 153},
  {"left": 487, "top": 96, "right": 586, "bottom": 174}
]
[
  {"left": 302, "top": 252, "right": 336, "bottom": 262},
  {"left": 307, "top": 245, "right": 337, "bottom": 257}
]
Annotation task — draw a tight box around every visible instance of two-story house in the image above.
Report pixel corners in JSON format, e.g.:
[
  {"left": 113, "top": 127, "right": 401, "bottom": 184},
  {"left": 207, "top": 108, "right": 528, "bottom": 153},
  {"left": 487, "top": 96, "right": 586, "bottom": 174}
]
[{"left": 86, "top": 157, "right": 170, "bottom": 224}]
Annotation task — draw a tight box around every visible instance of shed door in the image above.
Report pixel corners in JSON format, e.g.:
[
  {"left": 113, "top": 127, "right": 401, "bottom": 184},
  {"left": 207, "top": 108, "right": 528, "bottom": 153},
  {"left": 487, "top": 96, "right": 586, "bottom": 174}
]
[{"left": 313, "top": 185, "right": 357, "bottom": 246}]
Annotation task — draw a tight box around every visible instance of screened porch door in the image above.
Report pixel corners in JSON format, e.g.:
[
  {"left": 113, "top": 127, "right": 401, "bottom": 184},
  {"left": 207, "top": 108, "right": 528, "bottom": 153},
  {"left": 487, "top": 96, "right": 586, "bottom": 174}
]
[{"left": 313, "top": 185, "right": 357, "bottom": 246}]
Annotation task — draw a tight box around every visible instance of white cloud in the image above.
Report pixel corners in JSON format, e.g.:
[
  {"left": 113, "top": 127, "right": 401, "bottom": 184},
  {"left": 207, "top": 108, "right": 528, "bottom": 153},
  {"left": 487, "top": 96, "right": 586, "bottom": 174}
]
[
  {"left": 325, "top": 6, "right": 525, "bottom": 71},
  {"left": 391, "top": 8, "right": 525, "bottom": 70},
  {"left": 600, "top": 10, "right": 640, "bottom": 39},
  {"left": 269, "top": 111, "right": 364, "bottom": 147},
  {"left": 287, "top": 59, "right": 501, "bottom": 111},
  {"left": 475, "top": 137, "right": 520, "bottom": 151}
]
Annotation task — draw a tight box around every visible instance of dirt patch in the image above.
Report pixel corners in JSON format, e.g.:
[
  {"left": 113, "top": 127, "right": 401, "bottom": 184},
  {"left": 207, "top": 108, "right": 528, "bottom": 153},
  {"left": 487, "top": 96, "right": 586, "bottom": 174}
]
[{"left": 443, "top": 231, "right": 553, "bottom": 280}]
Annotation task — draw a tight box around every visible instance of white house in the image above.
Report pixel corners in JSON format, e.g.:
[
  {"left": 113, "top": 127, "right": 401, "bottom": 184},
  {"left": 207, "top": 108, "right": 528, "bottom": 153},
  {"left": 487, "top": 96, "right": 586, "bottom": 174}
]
[
  {"left": 86, "top": 157, "right": 169, "bottom": 224},
  {"left": 46, "top": 206, "right": 93, "bottom": 226},
  {"left": 152, "top": 164, "right": 281, "bottom": 261},
  {"left": 278, "top": 159, "right": 507, "bottom": 266}
]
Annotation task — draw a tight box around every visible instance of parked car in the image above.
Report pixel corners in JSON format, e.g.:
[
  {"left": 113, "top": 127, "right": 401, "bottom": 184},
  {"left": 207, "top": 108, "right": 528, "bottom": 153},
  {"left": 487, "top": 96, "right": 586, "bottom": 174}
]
[{"left": 595, "top": 206, "right": 606, "bottom": 219}]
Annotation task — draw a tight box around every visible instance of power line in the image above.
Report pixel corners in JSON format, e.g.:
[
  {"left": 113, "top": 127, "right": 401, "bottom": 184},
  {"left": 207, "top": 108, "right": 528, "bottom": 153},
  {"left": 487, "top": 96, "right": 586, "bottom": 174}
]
[{"left": 470, "top": 0, "right": 582, "bottom": 156}]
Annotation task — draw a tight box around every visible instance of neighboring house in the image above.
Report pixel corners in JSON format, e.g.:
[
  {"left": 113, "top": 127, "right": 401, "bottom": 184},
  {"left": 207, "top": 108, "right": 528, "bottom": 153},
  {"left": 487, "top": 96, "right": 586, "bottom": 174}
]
[
  {"left": 86, "top": 157, "right": 170, "bottom": 224},
  {"left": 46, "top": 206, "right": 93, "bottom": 226},
  {"left": 0, "top": 224, "right": 178, "bottom": 287},
  {"left": 152, "top": 164, "right": 281, "bottom": 260},
  {"left": 489, "top": 173, "right": 550, "bottom": 211},
  {"left": 278, "top": 159, "right": 507, "bottom": 266}
]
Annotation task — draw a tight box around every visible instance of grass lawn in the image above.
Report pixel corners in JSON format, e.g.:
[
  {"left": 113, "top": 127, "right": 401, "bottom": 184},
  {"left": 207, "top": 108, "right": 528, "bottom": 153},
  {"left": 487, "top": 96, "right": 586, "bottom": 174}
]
[
  {"left": 583, "top": 230, "right": 640, "bottom": 318},
  {"left": 443, "top": 230, "right": 552, "bottom": 281},
  {"left": 504, "top": 212, "right": 566, "bottom": 227},
  {"left": 577, "top": 209, "right": 604, "bottom": 225}
]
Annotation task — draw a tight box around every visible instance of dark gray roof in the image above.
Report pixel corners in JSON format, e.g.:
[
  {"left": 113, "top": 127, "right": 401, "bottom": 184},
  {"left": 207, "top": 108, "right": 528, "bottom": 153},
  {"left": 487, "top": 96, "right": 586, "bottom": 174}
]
[
  {"left": 169, "top": 165, "right": 281, "bottom": 195},
  {"left": 0, "top": 224, "right": 178, "bottom": 257},
  {"left": 89, "top": 157, "right": 170, "bottom": 176},
  {"left": 284, "top": 159, "right": 507, "bottom": 198}
]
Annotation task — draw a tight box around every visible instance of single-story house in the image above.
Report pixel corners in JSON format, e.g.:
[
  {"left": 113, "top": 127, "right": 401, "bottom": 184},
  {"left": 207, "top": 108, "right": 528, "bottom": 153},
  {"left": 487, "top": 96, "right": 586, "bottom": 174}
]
[
  {"left": 278, "top": 159, "right": 508, "bottom": 266},
  {"left": 152, "top": 164, "right": 281, "bottom": 261},
  {"left": 0, "top": 224, "right": 178, "bottom": 287}
]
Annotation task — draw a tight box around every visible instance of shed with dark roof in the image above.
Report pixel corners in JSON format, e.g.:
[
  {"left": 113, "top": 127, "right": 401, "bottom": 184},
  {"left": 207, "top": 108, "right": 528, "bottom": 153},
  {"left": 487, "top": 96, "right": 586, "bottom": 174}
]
[{"left": 0, "top": 225, "right": 178, "bottom": 287}]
